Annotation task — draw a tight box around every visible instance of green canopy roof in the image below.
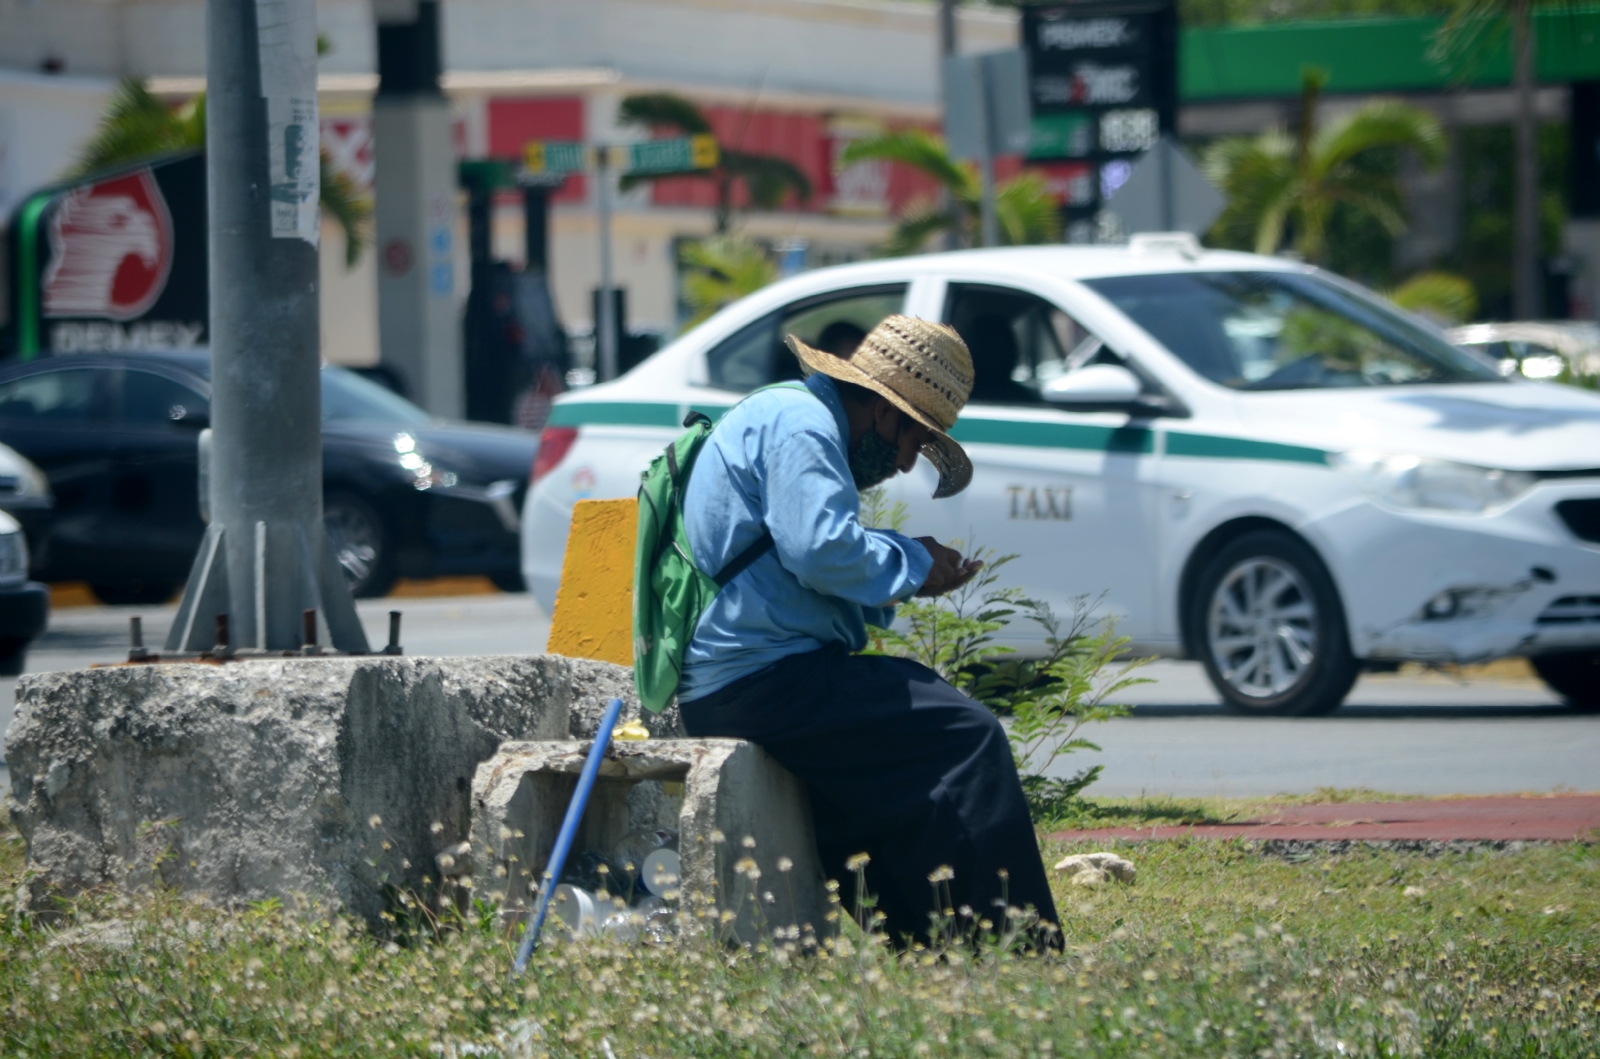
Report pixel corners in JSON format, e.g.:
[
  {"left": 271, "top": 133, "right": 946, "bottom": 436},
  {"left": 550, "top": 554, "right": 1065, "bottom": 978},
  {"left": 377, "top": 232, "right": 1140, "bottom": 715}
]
[{"left": 1181, "top": 7, "right": 1600, "bottom": 100}]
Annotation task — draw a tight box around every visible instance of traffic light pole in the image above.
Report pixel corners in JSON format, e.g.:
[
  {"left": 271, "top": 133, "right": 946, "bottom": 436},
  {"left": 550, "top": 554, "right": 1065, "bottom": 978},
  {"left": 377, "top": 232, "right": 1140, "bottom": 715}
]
[
  {"left": 595, "top": 149, "right": 619, "bottom": 382},
  {"left": 167, "top": 0, "right": 368, "bottom": 654}
]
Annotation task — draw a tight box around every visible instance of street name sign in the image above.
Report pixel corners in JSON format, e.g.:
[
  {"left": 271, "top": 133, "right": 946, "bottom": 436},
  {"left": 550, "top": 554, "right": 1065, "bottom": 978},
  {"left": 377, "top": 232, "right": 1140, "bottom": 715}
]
[
  {"left": 521, "top": 135, "right": 718, "bottom": 179},
  {"left": 621, "top": 134, "right": 719, "bottom": 176},
  {"left": 522, "top": 141, "right": 588, "bottom": 177}
]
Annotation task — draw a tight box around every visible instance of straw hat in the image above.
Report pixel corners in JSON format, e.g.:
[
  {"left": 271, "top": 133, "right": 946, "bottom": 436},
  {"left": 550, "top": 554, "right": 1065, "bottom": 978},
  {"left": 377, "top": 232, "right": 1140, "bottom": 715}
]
[{"left": 785, "top": 315, "right": 975, "bottom": 498}]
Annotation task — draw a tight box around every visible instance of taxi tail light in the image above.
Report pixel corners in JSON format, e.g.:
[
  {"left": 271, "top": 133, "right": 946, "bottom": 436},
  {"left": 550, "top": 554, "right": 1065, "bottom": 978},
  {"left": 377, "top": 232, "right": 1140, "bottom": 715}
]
[{"left": 531, "top": 426, "right": 579, "bottom": 484}]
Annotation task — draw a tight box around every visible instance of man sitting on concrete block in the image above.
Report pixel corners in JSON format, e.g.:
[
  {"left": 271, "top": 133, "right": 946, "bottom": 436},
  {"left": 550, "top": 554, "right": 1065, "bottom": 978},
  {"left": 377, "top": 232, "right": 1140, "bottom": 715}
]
[{"left": 661, "top": 315, "right": 1059, "bottom": 945}]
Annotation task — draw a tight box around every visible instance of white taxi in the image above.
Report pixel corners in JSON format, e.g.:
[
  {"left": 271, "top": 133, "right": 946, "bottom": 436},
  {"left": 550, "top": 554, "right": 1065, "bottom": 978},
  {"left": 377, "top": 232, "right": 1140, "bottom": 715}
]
[{"left": 522, "top": 239, "right": 1600, "bottom": 715}]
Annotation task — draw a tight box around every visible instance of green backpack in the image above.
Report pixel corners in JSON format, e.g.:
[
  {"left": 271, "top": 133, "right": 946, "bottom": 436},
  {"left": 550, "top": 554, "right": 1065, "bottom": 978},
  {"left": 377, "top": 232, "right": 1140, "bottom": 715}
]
[{"left": 633, "top": 384, "right": 806, "bottom": 712}]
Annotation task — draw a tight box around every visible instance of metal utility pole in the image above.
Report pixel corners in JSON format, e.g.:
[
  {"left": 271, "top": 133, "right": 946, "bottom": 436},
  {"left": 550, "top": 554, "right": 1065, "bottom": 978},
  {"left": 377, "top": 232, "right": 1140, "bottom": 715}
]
[
  {"left": 939, "top": 0, "right": 963, "bottom": 250},
  {"left": 946, "top": 50, "right": 1029, "bottom": 250},
  {"left": 595, "top": 149, "right": 619, "bottom": 382},
  {"left": 1511, "top": 0, "right": 1541, "bottom": 319},
  {"left": 976, "top": 120, "right": 1000, "bottom": 249},
  {"left": 167, "top": 0, "right": 368, "bottom": 653},
  {"left": 374, "top": 0, "right": 462, "bottom": 417}
]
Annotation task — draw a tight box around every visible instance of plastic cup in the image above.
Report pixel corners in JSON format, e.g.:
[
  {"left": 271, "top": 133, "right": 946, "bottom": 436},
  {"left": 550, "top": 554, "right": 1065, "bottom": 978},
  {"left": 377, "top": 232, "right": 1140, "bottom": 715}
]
[
  {"left": 551, "top": 884, "right": 598, "bottom": 936},
  {"left": 641, "top": 849, "right": 680, "bottom": 897}
]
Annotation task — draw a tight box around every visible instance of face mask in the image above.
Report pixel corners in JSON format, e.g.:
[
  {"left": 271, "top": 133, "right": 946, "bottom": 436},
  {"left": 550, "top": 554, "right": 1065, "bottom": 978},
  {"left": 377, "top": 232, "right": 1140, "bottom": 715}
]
[{"left": 849, "top": 427, "right": 902, "bottom": 490}]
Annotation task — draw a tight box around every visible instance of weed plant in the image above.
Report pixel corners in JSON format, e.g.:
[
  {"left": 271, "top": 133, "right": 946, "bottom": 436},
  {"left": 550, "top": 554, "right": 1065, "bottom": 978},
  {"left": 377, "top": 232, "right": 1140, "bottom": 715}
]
[{"left": 2, "top": 821, "right": 1595, "bottom": 1057}]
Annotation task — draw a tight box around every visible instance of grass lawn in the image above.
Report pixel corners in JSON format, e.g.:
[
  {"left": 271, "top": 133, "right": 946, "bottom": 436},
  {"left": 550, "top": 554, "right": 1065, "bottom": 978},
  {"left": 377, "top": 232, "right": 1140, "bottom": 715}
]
[{"left": 1, "top": 812, "right": 1595, "bottom": 1058}]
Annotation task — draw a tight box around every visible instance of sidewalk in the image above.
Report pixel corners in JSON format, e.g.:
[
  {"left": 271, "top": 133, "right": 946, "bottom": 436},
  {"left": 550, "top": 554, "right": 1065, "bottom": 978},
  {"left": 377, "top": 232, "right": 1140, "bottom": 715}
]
[{"left": 1049, "top": 794, "right": 1600, "bottom": 843}]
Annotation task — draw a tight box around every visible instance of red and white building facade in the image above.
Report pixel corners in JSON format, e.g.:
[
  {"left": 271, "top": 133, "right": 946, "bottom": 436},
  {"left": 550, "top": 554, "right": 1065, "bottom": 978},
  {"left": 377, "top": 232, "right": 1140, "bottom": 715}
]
[{"left": 3, "top": 0, "right": 1021, "bottom": 362}]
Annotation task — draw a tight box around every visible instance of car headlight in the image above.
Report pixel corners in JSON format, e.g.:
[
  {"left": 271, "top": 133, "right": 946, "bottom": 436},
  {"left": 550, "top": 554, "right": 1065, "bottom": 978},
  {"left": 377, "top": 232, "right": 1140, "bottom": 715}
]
[
  {"left": 1330, "top": 450, "right": 1535, "bottom": 514},
  {"left": 0, "top": 531, "right": 29, "bottom": 584},
  {"left": 394, "top": 433, "right": 459, "bottom": 490}
]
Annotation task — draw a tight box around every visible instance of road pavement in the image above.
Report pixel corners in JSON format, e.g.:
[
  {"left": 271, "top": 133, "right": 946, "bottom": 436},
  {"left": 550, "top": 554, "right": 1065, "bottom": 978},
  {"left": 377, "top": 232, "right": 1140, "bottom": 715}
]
[
  {"left": 2, "top": 594, "right": 1594, "bottom": 800},
  {"left": 1062, "top": 659, "right": 1594, "bottom": 798}
]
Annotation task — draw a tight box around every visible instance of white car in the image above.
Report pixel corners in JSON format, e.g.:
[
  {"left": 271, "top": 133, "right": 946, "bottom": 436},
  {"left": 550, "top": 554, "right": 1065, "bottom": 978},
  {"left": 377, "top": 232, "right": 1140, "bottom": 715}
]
[
  {"left": 523, "top": 239, "right": 1600, "bottom": 714},
  {"left": 1447, "top": 321, "right": 1600, "bottom": 381}
]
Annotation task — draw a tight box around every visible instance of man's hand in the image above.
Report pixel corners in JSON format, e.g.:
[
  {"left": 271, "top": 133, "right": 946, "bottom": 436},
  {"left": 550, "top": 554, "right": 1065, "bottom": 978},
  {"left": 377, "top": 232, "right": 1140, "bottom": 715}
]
[{"left": 913, "top": 537, "right": 984, "bottom": 598}]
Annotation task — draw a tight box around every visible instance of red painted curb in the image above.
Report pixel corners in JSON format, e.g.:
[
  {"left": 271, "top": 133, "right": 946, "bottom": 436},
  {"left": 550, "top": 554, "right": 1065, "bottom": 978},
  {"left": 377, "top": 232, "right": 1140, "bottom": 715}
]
[{"left": 1048, "top": 795, "right": 1600, "bottom": 843}]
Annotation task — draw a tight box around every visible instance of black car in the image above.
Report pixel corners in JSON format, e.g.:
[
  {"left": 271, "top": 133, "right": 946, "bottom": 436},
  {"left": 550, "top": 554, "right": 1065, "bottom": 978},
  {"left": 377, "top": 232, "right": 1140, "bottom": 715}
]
[
  {"left": 0, "top": 352, "right": 539, "bottom": 602},
  {"left": 0, "top": 508, "right": 48, "bottom": 674}
]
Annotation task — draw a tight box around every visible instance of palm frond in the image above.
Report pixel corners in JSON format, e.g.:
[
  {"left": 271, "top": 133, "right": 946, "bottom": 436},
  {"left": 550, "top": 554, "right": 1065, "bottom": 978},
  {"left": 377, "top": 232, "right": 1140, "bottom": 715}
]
[
  {"left": 678, "top": 235, "right": 777, "bottom": 325},
  {"left": 1252, "top": 198, "right": 1295, "bottom": 256},
  {"left": 1312, "top": 100, "right": 1445, "bottom": 174},
  {"left": 1387, "top": 270, "right": 1479, "bottom": 325},
  {"left": 1204, "top": 133, "right": 1297, "bottom": 252},
  {"left": 1201, "top": 131, "right": 1290, "bottom": 189},
  {"left": 1325, "top": 175, "right": 1410, "bottom": 236},
  {"left": 838, "top": 130, "right": 975, "bottom": 200},
  {"left": 177, "top": 94, "right": 206, "bottom": 148},
  {"left": 994, "top": 171, "right": 1060, "bottom": 246},
  {"left": 617, "top": 93, "right": 713, "bottom": 136},
  {"left": 1206, "top": 134, "right": 1296, "bottom": 212},
  {"left": 318, "top": 151, "right": 373, "bottom": 267},
  {"left": 71, "top": 79, "right": 203, "bottom": 177},
  {"left": 720, "top": 150, "right": 812, "bottom": 209},
  {"left": 880, "top": 201, "right": 960, "bottom": 257},
  {"left": 1430, "top": 2, "right": 1513, "bottom": 81}
]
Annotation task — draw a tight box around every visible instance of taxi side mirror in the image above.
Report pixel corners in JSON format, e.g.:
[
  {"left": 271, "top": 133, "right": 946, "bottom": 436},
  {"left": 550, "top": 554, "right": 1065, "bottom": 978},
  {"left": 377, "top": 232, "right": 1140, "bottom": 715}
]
[{"left": 1041, "top": 364, "right": 1185, "bottom": 417}]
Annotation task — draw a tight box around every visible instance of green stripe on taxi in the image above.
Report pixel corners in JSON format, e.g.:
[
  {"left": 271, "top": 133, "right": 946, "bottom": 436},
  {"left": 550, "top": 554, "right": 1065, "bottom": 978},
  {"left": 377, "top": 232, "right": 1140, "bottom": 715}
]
[{"left": 547, "top": 402, "right": 1329, "bottom": 464}]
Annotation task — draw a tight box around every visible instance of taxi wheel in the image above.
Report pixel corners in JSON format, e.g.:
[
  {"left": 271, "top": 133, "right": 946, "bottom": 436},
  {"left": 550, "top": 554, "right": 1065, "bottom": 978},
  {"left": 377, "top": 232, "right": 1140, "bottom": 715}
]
[
  {"left": 1529, "top": 653, "right": 1600, "bottom": 710},
  {"left": 1192, "top": 530, "right": 1358, "bottom": 716}
]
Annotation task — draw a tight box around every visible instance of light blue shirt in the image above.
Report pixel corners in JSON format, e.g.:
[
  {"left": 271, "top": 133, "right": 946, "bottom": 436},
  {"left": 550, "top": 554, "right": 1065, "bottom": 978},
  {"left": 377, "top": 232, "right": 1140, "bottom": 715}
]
[{"left": 678, "top": 374, "right": 934, "bottom": 701}]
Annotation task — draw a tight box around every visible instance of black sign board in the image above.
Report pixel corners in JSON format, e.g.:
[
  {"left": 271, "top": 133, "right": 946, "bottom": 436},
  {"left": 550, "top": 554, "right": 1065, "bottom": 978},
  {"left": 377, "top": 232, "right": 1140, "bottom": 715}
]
[
  {"left": 1573, "top": 81, "right": 1600, "bottom": 220},
  {"left": 1023, "top": 0, "right": 1178, "bottom": 241},
  {"left": 4, "top": 151, "right": 209, "bottom": 360}
]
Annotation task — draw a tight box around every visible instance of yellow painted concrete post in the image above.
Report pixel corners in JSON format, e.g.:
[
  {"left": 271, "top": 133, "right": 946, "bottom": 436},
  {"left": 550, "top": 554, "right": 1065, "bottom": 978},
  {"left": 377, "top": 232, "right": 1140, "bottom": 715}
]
[{"left": 546, "top": 498, "right": 638, "bottom": 666}]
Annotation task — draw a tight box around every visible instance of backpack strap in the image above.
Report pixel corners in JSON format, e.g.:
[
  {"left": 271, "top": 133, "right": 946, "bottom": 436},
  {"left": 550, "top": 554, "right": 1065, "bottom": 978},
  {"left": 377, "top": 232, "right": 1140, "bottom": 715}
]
[{"left": 712, "top": 531, "right": 774, "bottom": 588}]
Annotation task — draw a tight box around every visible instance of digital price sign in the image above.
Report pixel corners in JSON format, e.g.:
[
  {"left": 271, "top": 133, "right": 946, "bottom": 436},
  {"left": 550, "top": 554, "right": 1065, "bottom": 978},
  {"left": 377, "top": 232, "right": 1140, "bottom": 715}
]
[{"left": 1023, "top": 0, "right": 1178, "bottom": 242}]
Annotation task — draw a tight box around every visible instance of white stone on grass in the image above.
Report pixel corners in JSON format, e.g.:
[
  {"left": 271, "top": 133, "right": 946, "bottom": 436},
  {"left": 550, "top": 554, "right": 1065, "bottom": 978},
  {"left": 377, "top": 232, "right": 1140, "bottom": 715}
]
[{"left": 1053, "top": 851, "right": 1137, "bottom": 884}]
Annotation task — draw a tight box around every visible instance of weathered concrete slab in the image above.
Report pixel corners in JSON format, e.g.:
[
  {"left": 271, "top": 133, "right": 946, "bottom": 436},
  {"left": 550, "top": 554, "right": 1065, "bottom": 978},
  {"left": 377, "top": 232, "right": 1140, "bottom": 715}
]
[
  {"left": 5, "top": 655, "right": 672, "bottom": 920},
  {"left": 472, "top": 738, "right": 828, "bottom": 943}
]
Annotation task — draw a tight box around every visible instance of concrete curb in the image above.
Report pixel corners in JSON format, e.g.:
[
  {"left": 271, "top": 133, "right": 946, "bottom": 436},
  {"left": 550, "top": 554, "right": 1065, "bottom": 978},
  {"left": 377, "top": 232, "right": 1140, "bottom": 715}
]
[{"left": 1047, "top": 794, "right": 1600, "bottom": 844}]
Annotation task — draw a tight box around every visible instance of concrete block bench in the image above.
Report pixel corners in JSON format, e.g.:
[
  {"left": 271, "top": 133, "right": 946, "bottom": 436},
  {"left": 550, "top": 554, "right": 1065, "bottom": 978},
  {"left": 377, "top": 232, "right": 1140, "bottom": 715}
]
[
  {"left": 471, "top": 738, "right": 828, "bottom": 944},
  {"left": 4, "top": 655, "right": 656, "bottom": 921}
]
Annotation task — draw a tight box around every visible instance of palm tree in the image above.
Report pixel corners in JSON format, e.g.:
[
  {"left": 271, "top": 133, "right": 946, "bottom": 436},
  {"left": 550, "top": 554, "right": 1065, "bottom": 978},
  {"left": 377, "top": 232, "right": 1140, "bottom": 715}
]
[
  {"left": 1388, "top": 270, "right": 1480, "bottom": 325},
  {"left": 678, "top": 235, "right": 778, "bottom": 327},
  {"left": 616, "top": 92, "right": 813, "bottom": 234},
  {"left": 836, "top": 129, "right": 1060, "bottom": 254},
  {"left": 72, "top": 79, "right": 371, "bottom": 267},
  {"left": 1202, "top": 69, "right": 1445, "bottom": 266}
]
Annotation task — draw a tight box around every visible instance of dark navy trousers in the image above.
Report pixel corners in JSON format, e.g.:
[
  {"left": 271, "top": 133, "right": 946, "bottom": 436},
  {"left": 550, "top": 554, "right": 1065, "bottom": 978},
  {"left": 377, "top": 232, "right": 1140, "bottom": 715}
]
[{"left": 680, "top": 645, "right": 1059, "bottom": 945}]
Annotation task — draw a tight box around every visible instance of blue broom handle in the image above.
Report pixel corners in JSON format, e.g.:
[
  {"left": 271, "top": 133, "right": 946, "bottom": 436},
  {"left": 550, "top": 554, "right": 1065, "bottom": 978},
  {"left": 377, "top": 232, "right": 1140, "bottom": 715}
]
[{"left": 511, "top": 696, "right": 625, "bottom": 976}]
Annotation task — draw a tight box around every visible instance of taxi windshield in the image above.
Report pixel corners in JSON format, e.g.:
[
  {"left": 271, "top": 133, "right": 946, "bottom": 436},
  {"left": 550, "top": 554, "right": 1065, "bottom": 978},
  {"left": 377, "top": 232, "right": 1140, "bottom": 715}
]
[{"left": 1083, "top": 271, "right": 1503, "bottom": 390}]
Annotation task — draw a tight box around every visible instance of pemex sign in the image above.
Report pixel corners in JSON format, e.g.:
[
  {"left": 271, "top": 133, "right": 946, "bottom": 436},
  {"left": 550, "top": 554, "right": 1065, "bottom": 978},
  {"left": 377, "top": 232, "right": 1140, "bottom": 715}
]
[{"left": 5, "top": 152, "right": 209, "bottom": 360}]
